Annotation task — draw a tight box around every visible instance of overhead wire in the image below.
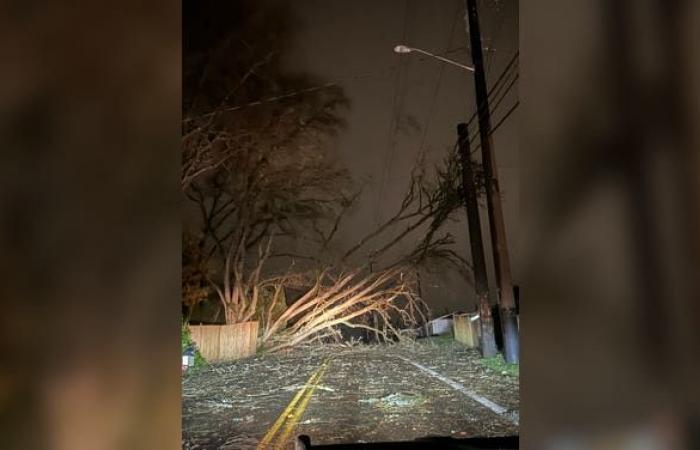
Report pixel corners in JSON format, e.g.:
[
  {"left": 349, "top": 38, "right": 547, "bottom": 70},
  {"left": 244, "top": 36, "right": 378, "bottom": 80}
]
[
  {"left": 459, "top": 0, "right": 517, "bottom": 150},
  {"left": 457, "top": 49, "right": 519, "bottom": 155},
  {"left": 469, "top": 100, "right": 519, "bottom": 156},
  {"left": 465, "top": 51, "right": 518, "bottom": 133},
  {"left": 467, "top": 0, "right": 518, "bottom": 152},
  {"left": 185, "top": 1, "right": 518, "bottom": 187},
  {"left": 467, "top": 66, "right": 518, "bottom": 149},
  {"left": 184, "top": 66, "right": 396, "bottom": 123},
  {"left": 184, "top": 39, "right": 515, "bottom": 128},
  {"left": 374, "top": 0, "right": 411, "bottom": 226},
  {"left": 411, "top": 0, "right": 463, "bottom": 167},
  {"left": 483, "top": 0, "right": 506, "bottom": 78}
]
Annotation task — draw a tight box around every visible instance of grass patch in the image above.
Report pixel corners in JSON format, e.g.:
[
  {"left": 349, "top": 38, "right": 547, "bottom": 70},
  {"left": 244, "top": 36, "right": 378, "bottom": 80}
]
[
  {"left": 479, "top": 354, "right": 519, "bottom": 377},
  {"left": 418, "top": 334, "right": 454, "bottom": 347}
]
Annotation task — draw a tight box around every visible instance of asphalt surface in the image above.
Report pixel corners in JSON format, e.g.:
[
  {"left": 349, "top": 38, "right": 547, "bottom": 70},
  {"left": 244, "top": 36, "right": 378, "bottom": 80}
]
[{"left": 182, "top": 338, "right": 519, "bottom": 449}]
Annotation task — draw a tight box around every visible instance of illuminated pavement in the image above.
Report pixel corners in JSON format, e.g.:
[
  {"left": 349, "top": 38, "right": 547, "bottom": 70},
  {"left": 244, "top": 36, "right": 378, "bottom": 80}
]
[{"left": 182, "top": 338, "right": 519, "bottom": 449}]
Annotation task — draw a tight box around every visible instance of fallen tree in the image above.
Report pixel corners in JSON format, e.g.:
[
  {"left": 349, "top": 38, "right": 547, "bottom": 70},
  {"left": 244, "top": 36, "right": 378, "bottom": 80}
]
[
  {"left": 182, "top": 1, "right": 483, "bottom": 350},
  {"left": 257, "top": 266, "right": 428, "bottom": 353}
]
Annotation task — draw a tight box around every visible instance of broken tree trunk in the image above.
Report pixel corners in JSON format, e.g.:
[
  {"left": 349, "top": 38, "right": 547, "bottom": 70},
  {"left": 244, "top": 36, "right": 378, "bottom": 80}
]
[{"left": 259, "top": 267, "right": 427, "bottom": 352}]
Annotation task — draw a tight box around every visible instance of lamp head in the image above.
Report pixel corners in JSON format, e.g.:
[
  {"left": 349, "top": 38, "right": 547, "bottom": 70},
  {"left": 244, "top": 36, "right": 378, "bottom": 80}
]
[{"left": 393, "top": 45, "right": 412, "bottom": 54}]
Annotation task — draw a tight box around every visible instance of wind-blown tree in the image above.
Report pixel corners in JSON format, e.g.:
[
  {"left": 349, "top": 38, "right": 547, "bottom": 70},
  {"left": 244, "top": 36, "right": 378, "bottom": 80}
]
[
  {"left": 244, "top": 150, "right": 480, "bottom": 350},
  {"left": 182, "top": 0, "right": 489, "bottom": 349},
  {"left": 183, "top": 0, "right": 356, "bottom": 325},
  {"left": 342, "top": 149, "right": 478, "bottom": 279},
  {"left": 258, "top": 267, "right": 427, "bottom": 352}
]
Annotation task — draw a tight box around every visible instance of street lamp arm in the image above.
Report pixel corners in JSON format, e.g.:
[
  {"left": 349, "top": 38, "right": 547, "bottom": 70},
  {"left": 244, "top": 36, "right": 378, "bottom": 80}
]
[
  {"left": 410, "top": 47, "right": 475, "bottom": 72},
  {"left": 394, "top": 45, "right": 474, "bottom": 72}
]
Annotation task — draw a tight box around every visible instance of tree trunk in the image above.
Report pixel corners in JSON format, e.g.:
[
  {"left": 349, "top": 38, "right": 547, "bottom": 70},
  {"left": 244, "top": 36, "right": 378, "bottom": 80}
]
[{"left": 225, "top": 306, "right": 237, "bottom": 325}]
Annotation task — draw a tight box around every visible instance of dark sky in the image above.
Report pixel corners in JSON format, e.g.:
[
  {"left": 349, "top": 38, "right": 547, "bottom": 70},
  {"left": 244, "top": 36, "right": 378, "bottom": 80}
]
[{"left": 279, "top": 0, "right": 519, "bottom": 312}]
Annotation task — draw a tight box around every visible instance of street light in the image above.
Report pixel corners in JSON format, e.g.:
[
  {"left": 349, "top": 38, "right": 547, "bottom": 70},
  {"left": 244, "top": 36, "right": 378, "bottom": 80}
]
[{"left": 393, "top": 44, "right": 475, "bottom": 72}]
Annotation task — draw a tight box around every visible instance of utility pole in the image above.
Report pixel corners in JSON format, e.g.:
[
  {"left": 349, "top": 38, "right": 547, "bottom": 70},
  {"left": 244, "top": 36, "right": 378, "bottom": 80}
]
[
  {"left": 457, "top": 123, "right": 497, "bottom": 358},
  {"left": 465, "top": 0, "right": 519, "bottom": 363}
]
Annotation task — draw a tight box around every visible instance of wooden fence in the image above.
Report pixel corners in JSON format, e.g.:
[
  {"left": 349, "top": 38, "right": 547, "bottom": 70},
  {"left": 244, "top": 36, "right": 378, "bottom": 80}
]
[
  {"left": 188, "top": 321, "right": 258, "bottom": 362},
  {"left": 453, "top": 314, "right": 480, "bottom": 348}
]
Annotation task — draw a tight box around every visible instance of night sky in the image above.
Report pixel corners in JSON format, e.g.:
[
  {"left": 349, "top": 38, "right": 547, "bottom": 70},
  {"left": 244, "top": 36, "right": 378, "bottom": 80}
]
[
  {"left": 281, "top": 0, "right": 519, "bottom": 312},
  {"left": 184, "top": 0, "right": 519, "bottom": 313}
]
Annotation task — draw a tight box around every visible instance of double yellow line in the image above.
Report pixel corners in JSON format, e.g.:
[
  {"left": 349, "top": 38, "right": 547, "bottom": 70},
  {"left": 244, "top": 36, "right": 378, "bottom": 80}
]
[{"left": 257, "top": 358, "right": 330, "bottom": 449}]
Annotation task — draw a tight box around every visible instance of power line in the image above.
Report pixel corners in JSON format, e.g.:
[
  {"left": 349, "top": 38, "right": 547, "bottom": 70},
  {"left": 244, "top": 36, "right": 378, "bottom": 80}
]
[
  {"left": 184, "top": 66, "right": 395, "bottom": 123},
  {"left": 482, "top": 0, "right": 506, "bottom": 78},
  {"left": 466, "top": 51, "right": 518, "bottom": 132},
  {"left": 487, "top": 71, "right": 518, "bottom": 124},
  {"left": 469, "top": 100, "right": 519, "bottom": 156},
  {"left": 441, "top": 50, "right": 518, "bottom": 157},
  {"left": 465, "top": 64, "right": 518, "bottom": 147},
  {"left": 491, "top": 100, "right": 518, "bottom": 135},
  {"left": 413, "top": 0, "right": 463, "bottom": 164},
  {"left": 465, "top": 56, "right": 518, "bottom": 149},
  {"left": 184, "top": 40, "right": 517, "bottom": 128},
  {"left": 413, "top": 40, "right": 518, "bottom": 168},
  {"left": 422, "top": 45, "right": 518, "bottom": 166},
  {"left": 374, "top": 0, "right": 411, "bottom": 226}
]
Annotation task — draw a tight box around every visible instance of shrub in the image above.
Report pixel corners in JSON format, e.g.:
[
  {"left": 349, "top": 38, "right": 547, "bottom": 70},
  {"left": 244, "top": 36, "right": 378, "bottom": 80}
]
[{"left": 181, "top": 321, "right": 206, "bottom": 370}]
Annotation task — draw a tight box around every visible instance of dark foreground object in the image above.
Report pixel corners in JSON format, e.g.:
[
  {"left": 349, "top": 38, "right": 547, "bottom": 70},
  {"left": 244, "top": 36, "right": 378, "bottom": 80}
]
[{"left": 295, "top": 435, "right": 518, "bottom": 450}]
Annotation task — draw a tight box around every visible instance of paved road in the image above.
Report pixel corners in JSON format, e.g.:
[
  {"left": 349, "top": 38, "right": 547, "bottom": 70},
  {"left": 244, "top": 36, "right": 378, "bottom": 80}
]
[{"left": 182, "top": 339, "right": 519, "bottom": 449}]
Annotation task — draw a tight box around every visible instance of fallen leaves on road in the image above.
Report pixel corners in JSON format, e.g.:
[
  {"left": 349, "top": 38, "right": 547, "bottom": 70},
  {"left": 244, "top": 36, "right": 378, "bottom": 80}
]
[{"left": 183, "top": 337, "right": 518, "bottom": 449}]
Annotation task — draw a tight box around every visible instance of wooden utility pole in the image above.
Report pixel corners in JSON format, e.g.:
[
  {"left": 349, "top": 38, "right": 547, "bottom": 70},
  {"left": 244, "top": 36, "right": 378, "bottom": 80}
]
[
  {"left": 457, "top": 123, "right": 497, "bottom": 357},
  {"left": 465, "top": 0, "right": 519, "bottom": 363}
]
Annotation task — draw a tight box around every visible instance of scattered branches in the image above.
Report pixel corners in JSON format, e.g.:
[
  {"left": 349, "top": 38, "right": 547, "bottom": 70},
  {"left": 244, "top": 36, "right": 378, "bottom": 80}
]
[
  {"left": 258, "top": 267, "right": 428, "bottom": 353},
  {"left": 182, "top": 1, "right": 356, "bottom": 326},
  {"left": 342, "top": 148, "right": 479, "bottom": 281},
  {"left": 181, "top": 1, "right": 492, "bottom": 350}
]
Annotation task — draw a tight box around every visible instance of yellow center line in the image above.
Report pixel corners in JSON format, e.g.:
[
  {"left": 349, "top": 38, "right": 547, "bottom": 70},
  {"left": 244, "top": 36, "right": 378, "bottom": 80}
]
[
  {"left": 273, "top": 362, "right": 329, "bottom": 449},
  {"left": 256, "top": 358, "right": 329, "bottom": 449}
]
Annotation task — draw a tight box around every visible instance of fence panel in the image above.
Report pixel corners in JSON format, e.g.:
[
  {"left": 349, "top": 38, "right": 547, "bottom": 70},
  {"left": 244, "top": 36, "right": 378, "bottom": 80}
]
[
  {"left": 453, "top": 314, "right": 479, "bottom": 348},
  {"left": 189, "top": 321, "right": 258, "bottom": 362}
]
